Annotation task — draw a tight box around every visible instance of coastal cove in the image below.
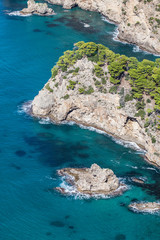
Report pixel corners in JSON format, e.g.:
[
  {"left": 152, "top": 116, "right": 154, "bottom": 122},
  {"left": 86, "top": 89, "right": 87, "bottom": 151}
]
[{"left": 1, "top": 1, "right": 160, "bottom": 240}]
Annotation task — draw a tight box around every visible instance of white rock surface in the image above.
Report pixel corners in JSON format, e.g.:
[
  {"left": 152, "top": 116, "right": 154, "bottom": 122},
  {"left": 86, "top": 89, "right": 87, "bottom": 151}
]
[
  {"left": 21, "top": 0, "right": 55, "bottom": 16},
  {"left": 57, "top": 164, "right": 123, "bottom": 196}
]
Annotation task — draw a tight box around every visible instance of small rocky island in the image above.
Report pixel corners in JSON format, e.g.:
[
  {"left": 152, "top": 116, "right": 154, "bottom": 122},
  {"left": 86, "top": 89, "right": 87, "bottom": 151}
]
[
  {"left": 56, "top": 164, "right": 126, "bottom": 197},
  {"left": 21, "top": 0, "right": 55, "bottom": 16},
  {"left": 129, "top": 202, "right": 160, "bottom": 213}
]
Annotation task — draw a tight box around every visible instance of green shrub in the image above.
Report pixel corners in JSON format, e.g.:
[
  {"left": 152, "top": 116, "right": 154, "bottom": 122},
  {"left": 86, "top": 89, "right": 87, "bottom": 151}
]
[
  {"left": 93, "top": 65, "right": 104, "bottom": 78},
  {"left": 51, "top": 66, "right": 58, "bottom": 78},
  {"left": 45, "top": 83, "right": 53, "bottom": 92},
  {"left": 144, "top": 120, "right": 150, "bottom": 128},
  {"left": 151, "top": 136, "right": 156, "bottom": 143},
  {"left": 136, "top": 100, "right": 145, "bottom": 110},
  {"left": 78, "top": 86, "right": 94, "bottom": 94},
  {"left": 135, "top": 109, "right": 146, "bottom": 120},
  {"left": 75, "top": 67, "right": 80, "bottom": 73},
  {"left": 85, "top": 86, "right": 94, "bottom": 94},
  {"left": 63, "top": 94, "right": 69, "bottom": 99},
  {"left": 109, "top": 86, "right": 118, "bottom": 94},
  {"left": 78, "top": 87, "right": 85, "bottom": 94},
  {"left": 147, "top": 98, "right": 151, "bottom": 103},
  {"left": 147, "top": 108, "right": 153, "bottom": 116},
  {"left": 67, "top": 80, "right": 77, "bottom": 90},
  {"left": 125, "top": 94, "right": 133, "bottom": 102},
  {"left": 95, "top": 80, "right": 101, "bottom": 87},
  {"left": 101, "top": 78, "right": 106, "bottom": 85}
]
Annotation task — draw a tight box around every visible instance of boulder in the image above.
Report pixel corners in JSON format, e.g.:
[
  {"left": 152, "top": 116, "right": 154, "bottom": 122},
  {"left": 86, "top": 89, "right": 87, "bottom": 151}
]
[
  {"left": 129, "top": 202, "right": 160, "bottom": 213},
  {"left": 21, "top": 0, "right": 55, "bottom": 16}
]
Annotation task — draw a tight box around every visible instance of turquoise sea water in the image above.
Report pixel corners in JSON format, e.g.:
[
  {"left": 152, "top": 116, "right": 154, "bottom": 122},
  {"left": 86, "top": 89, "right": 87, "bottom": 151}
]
[{"left": 1, "top": 1, "right": 160, "bottom": 239}]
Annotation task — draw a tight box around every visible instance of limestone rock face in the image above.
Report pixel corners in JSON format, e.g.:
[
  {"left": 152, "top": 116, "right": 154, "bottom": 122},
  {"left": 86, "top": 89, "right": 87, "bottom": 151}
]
[
  {"left": 47, "top": 0, "right": 160, "bottom": 54},
  {"left": 57, "top": 164, "right": 123, "bottom": 196},
  {"left": 31, "top": 57, "right": 160, "bottom": 167},
  {"left": 21, "top": 0, "right": 55, "bottom": 16},
  {"left": 129, "top": 202, "right": 160, "bottom": 213}
]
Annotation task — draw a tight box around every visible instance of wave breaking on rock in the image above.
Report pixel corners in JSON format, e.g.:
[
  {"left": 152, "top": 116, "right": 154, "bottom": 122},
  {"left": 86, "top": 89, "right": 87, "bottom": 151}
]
[{"left": 55, "top": 164, "right": 128, "bottom": 199}]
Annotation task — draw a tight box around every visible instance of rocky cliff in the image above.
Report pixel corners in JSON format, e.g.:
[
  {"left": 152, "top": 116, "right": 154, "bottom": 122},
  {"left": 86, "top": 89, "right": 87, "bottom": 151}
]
[
  {"left": 47, "top": 0, "right": 160, "bottom": 55},
  {"left": 31, "top": 42, "right": 160, "bottom": 167}
]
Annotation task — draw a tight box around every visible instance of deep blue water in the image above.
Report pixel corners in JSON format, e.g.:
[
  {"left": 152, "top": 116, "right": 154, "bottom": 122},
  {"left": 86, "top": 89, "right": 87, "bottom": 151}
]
[{"left": 1, "top": 1, "right": 160, "bottom": 239}]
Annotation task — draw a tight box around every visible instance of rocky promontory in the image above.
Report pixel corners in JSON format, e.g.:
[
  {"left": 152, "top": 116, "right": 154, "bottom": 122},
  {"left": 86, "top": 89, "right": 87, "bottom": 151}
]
[
  {"left": 129, "top": 202, "right": 160, "bottom": 213},
  {"left": 31, "top": 41, "right": 160, "bottom": 167},
  {"left": 56, "top": 163, "right": 125, "bottom": 196},
  {"left": 21, "top": 0, "right": 55, "bottom": 16},
  {"left": 47, "top": 0, "right": 160, "bottom": 55}
]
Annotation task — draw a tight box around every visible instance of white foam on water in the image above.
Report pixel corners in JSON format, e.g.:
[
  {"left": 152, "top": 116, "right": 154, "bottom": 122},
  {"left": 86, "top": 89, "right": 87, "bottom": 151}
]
[
  {"left": 62, "top": 120, "right": 75, "bottom": 126},
  {"left": 63, "top": 120, "right": 145, "bottom": 153},
  {"left": 17, "top": 101, "right": 32, "bottom": 115},
  {"left": 112, "top": 138, "right": 145, "bottom": 153},
  {"left": 79, "top": 124, "right": 106, "bottom": 135},
  {"left": 126, "top": 164, "right": 138, "bottom": 169},
  {"left": 6, "top": 11, "right": 32, "bottom": 17},
  {"left": 39, "top": 117, "right": 51, "bottom": 125},
  {"left": 141, "top": 166, "right": 158, "bottom": 173},
  {"left": 133, "top": 44, "right": 160, "bottom": 56},
  {"left": 101, "top": 15, "right": 115, "bottom": 25},
  {"left": 84, "top": 23, "right": 90, "bottom": 28},
  {"left": 58, "top": 176, "right": 128, "bottom": 200},
  {"left": 133, "top": 45, "right": 141, "bottom": 53}
]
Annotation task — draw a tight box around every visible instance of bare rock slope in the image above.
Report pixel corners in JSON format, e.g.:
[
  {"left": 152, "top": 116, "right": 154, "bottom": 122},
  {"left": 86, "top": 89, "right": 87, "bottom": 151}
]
[{"left": 47, "top": 0, "right": 160, "bottom": 54}]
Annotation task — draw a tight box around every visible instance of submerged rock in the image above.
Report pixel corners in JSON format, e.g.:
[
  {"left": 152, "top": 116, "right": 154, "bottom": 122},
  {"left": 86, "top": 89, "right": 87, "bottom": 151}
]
[
  {"left": 128, "top": 202, "right": 160, "bottom": 213},
  {"left": 131, "top": 177, "right": 145, "bottom": 184},
  {"left": 21, "top": 0, "right": 55, "bottom": 16},
  {"left": 56, "top": 163, "right": 126, "bottom": 197}
]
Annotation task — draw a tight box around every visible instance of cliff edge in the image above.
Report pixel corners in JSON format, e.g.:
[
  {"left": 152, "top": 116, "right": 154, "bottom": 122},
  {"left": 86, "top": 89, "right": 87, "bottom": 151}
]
[
  {"left": 32, "top": 42, "right": 160, "bottom": 166},
  {"left": 47, "top": 0, "right": 160, "bottom": 55}
]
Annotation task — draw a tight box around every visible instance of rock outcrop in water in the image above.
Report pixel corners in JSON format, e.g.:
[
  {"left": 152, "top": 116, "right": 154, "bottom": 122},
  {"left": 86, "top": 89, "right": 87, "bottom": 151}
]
[
  {"left": 31, "top": 42, "right": 160, "bottom": 167},
  {"left": 56, "top": 164, "right": 125, "bottom": 196},
  {"left": 129, "top": 202, "right": 160, "bottom": 213},
  {"left": 21, "top": 0, "right": 55, "bottom": 16},
  {"left": 47, "top": 0, "right": 160, "bottom": 55}
]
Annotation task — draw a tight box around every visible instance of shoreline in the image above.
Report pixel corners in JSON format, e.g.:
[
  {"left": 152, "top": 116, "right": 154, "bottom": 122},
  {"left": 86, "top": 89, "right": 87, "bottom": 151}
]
[
  {"left": 5, "top": 3, "right": 160, "bottom": 56},
  {"left": 22, "top": 101, "right": 159, "bottom": 170},
  {"left": 46, "top": 1, "right": 160, "bottom": 56}
]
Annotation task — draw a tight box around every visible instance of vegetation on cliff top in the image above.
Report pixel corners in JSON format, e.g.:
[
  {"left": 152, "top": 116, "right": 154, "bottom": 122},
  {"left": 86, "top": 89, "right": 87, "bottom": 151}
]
[{"left": 51, "top": 41, "right": 160, "bottom": 131}]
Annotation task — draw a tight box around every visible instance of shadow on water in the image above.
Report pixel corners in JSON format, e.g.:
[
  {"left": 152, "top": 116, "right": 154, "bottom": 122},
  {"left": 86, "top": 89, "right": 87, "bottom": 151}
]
[
  {"left": 115, "top": 234, "right": 126, "bottom": 240},
  {"left": 24, "top": 133, "right": 89, "bottom": 167},
  {"left": 55, "top": 15, "right": 99, "bottom": 34}
]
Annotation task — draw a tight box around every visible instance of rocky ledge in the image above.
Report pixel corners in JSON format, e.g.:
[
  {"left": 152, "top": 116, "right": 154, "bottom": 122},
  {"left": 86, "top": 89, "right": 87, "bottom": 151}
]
[
  {"left": 129, "top": 202, "right": 160, "bottom": 213},
  {"left": 56, "top": 164, "right": 126, "bottom": 197},
  {"left": 47, "top": 0, "right": 160, "bottom": 55},
  {"left": 31, "top": 42, "right": 160, "bottom": 167},
  {"left": 21, "top": 0, "right": 55, "bottom": 16}
]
